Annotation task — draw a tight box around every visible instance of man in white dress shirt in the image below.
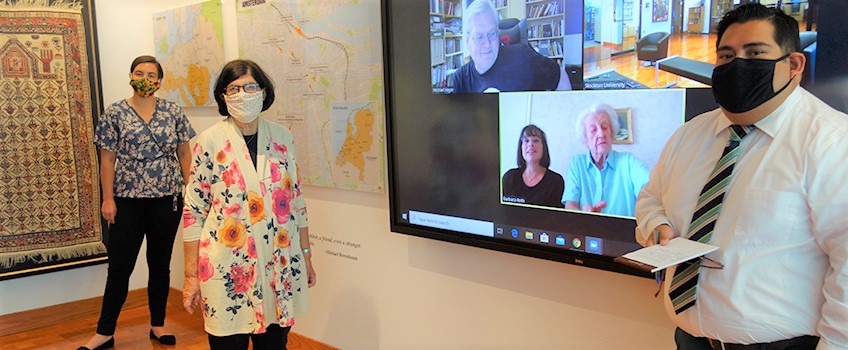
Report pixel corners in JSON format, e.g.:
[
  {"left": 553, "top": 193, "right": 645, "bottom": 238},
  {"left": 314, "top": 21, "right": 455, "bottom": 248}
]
[{"left": 636, "top": 4, "right": 848, "bottom": 350}]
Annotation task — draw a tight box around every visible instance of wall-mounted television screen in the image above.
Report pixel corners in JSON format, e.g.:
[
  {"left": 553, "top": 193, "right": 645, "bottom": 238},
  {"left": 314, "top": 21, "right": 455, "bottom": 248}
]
[{"left": 386, "top": 0, "right": 848, "bottom": 277}]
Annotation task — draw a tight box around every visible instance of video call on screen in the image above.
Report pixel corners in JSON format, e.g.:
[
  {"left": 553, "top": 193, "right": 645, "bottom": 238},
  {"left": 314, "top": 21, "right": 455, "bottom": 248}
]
[{"left": 391, "top": 0, "right": 843, "bottom": 275}]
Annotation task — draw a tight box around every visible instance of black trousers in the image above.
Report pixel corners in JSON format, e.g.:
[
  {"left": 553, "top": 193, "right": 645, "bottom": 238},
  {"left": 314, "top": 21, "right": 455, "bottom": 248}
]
[
  {"left": 208, "top": 324, "right": 291, "bottom": 350},
  {"left": 675, "top": 327, "right": 819, "bottom": 350},
  {"left": 96, "top": 195, "right": 182, "bottom": 335}
]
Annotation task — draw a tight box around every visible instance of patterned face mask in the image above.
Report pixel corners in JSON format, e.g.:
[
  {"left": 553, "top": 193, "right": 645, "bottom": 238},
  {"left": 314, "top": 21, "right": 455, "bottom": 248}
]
[
  {"left": 225, "top": 90, "right": 265, "bottom": 123},
  {"left": 129, "top": 77, "right": 160, "bottom": 98}
]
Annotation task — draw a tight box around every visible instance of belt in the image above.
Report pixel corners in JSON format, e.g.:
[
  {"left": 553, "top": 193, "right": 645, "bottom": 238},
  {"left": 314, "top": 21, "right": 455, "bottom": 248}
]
[{"left": 706, "top": 335, "right": 819, "bottom": 350}]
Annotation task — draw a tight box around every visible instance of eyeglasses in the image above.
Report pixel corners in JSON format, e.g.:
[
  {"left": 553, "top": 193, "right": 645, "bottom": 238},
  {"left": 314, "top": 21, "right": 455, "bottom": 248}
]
[
  {"left": 470, "top": 30, "right": 499, "bottom": 45},
  {"left": 225, "top": 83, "right": 261, "bottom": 96}
]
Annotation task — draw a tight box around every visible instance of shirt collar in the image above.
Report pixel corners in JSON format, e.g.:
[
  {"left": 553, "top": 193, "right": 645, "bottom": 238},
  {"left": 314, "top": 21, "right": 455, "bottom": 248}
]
[
  {"left": 715, "top": 87, "right": 803, "bottom": 138},
  {"left": 584, "top": 149, "right": 617, "bottom": 170}
]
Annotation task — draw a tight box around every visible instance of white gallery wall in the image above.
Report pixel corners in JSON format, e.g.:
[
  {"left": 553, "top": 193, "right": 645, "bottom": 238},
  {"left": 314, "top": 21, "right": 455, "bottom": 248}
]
[{"left": 0, "top": 0, "right": 678, "bottom": 348}]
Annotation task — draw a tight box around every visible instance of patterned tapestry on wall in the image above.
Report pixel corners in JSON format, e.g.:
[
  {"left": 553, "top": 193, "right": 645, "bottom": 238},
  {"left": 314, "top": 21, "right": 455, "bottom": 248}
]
[{"left": 0, "top": 0, "right": 105, "bottom": 280}]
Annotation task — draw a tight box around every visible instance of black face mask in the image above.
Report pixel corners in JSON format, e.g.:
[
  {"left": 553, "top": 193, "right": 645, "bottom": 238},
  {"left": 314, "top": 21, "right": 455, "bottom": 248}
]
[{"left": 711, "top": 54, "right": 793, "bottom": 113}]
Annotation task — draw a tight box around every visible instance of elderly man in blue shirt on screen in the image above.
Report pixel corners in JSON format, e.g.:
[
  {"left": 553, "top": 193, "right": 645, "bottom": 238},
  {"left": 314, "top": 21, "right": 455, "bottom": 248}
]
[{"left": 563, "top": 103, "right": 650, "bottom": 217}]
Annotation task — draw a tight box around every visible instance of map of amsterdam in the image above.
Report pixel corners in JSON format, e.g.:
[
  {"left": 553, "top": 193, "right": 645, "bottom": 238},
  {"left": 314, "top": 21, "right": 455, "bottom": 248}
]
[
  {"left": 153, "top": 1, "right": 224, "bottom": 107},
  {"left": 235, "top": 0, "right": 385, "bottom": 193}
]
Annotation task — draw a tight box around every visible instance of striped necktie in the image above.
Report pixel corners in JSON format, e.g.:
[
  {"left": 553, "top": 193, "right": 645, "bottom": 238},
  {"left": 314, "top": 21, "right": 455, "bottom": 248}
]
[{"left": 669, "top": 124, "right": 754, "bottom": 314}]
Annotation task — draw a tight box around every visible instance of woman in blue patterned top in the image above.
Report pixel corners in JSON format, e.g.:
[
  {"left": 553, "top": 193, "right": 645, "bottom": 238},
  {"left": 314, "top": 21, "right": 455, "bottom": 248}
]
[{"left": 79, "top": 55, "right": 196, "bottom": 350}]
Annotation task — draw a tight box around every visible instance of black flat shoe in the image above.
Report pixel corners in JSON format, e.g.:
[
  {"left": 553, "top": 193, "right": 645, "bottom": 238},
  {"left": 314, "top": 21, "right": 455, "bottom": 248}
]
[
  {"left": 76, "top": 337, "right": 114, "bottom": 350},
  {"left": 149, "top": 329, "right": 177, "bottom": 345}
]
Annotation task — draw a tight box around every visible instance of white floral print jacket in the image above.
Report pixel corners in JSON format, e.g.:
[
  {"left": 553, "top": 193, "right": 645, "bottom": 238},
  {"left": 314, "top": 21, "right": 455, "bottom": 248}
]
[{"left": 183, "top": 118, "right": 308, "bottom": 336}]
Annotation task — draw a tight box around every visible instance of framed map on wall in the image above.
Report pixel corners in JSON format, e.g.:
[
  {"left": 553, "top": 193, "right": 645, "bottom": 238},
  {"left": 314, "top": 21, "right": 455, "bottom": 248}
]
[
  {"left": 152, "top": 0, "right": 224, "bottom": 107},
  {"left": 0, "top": 0, "right": 106, "bottom": 281},
  {"left": 234, "top": 0, "right": 386, "bottom": 194}
]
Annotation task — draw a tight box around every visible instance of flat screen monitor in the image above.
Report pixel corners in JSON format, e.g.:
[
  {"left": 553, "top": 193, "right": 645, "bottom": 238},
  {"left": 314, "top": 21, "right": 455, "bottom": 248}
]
[{"left": 387, "top": 0, "right": 848, "bottom": 277}]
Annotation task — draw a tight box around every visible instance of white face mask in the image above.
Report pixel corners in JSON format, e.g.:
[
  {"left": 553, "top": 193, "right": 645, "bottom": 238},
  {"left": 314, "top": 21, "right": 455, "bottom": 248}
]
[{"left": 224, "top": 90, "right": 264, "bottom": 123}]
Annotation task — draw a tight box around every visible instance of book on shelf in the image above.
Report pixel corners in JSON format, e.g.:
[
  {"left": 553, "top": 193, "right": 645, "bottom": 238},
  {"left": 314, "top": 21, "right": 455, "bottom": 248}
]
[
  {"left": 431, "top": 65, "right": 447, "bottom": 87},
  {"left": 443, "top": 1, "right": 457, "bottom": 16},
  {"left": 446, "top": 54, "right": 462, "bottom": 70},
  {"left": 430, "top": 16, "right": 444, "bottom": 36},
  {"left": 529, "top": 4, "right": 540, "bottom": 18},
  {"left": 541, "top": 23, "right": 552, "bottom": 37},
  {"left": 430, "top": 0, "right": 439, "bottom": 13},
  {"left": 430, "top": 0, "right": 461, "bottom": 16},
  {"left": 445, "top": 18, "right": 462, "bottom": 36},
  {"left": 538, "top": 40, "right": 551, "bottom": 56},
  {"left": 528, "top": 22, "right": 563, "bottom": 39},
  {"left": 551, "top": 41, "right": 563, "bottom": 57},
  {"left": 430, "top": 38, "right": 445, "bottom": 66},
  {"left": 445, "top": 38, "right": 457, "bottom": 54},
  {"left": 528, "top": 1, "right": 564, "bottom": 19}
]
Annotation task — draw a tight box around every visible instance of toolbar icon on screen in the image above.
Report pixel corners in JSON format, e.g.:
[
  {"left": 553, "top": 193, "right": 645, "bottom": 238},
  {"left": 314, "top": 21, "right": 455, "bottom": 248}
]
[
  {"left": 555, "top": 235, "right": 566, "bottom": 246},
  {"left": 586, "top": 236, "right": 603, "bottom": 255},
  {"left": 572, "top": 237, "right": 582, "bottom": 249}
]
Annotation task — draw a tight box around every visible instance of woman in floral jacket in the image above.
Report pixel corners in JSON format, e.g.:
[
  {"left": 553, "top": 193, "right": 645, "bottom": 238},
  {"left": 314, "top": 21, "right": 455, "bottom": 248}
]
[{"left": 182, "top": 59, "right": 315, "bottom": 350}]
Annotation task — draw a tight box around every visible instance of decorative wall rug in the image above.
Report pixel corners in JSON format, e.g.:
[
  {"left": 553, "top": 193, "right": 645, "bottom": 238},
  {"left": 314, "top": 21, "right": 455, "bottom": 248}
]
[{"left": 0, "top": 0, "right": 105, "bottom": 280}]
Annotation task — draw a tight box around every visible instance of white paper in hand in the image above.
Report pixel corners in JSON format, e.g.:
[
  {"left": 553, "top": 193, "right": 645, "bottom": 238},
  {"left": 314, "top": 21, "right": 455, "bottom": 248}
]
[{"left": 620, "top": 238, "right": 719, "bottom": 273}]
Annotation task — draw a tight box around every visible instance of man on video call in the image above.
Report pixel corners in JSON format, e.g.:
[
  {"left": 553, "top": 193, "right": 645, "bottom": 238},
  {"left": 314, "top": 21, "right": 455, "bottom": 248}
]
[
  {"left": 451, "top": 0, "right": 571, "bottom": 93},
  {"left": 635, "top": 4, "right": 848, "bottom": 350}
]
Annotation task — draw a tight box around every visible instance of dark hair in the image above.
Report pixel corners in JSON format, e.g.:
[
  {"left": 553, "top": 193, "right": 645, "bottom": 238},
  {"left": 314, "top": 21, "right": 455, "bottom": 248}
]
[
  {"left": 716, "top": 3, "right": 801, "bottom": 55},
  {"left": 130, "top": 55, "right": 164, "bottom": 79},
  {"left": 516, "top": 124, "right": 551, "bottom": 169},
  {"left": 213, "top": 59, "right": 276, "bottom": 116}
]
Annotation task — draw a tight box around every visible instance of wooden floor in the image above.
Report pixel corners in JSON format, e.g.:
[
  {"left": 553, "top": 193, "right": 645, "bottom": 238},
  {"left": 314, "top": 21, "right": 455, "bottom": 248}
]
[
  {"left": 583, "top": 32, "right": 718, "bottom": 89},
  {"left": 0, "top": 288, "right": 338, "bottom": 350}
]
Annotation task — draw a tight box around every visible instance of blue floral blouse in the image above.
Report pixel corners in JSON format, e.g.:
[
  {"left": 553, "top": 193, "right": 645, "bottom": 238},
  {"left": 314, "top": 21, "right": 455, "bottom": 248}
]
[{"left": 94, "top": 98, "right": 196, "bottom": 198}]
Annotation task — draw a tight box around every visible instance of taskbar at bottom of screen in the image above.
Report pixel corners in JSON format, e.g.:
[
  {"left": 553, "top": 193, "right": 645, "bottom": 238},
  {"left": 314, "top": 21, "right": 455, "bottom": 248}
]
[{"left": 493, "top": 223, "right": 605, "bottom": 256}]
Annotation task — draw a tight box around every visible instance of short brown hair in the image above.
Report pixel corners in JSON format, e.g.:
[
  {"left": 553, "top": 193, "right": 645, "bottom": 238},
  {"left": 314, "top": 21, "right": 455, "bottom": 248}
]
[{"left": 130, "top": 55, "right": 164, "bottom": 79}]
